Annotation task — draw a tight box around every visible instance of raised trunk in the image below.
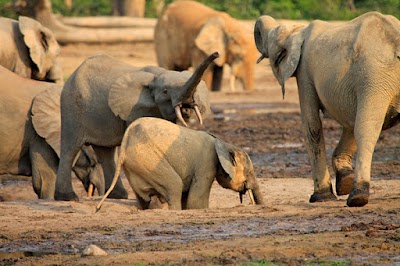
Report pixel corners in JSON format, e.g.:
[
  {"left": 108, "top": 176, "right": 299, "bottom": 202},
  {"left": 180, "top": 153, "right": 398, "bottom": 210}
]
[{"left": 180, "top": 52, "right": 219, "bottom": 101}]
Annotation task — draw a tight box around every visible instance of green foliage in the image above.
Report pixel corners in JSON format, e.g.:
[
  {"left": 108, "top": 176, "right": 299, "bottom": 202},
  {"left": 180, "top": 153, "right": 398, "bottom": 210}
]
[
  {"left": 0, "top": 0, "right": 18, "bottom": 19},
  {"left": 0, "top": 0, "right": 398, "bottom": 20},
  {"left": 51, "top": 0, "right": 112, "bottom": 17},
  {"left": 241, "top": 259, "right": 278, "bottom": 266}
]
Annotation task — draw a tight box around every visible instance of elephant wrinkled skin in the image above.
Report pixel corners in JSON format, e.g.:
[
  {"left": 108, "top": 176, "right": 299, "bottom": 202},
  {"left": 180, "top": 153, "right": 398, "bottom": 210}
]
[
  {"left": 254, "top": 12, "right": 400, "bottom": 207},
  {"left": 0, "top": 16, "right": 63, "bottom": 84},
  {"left": 0, "top": 66, "right": 102, "bottom": 199},
  {"left": 97, "top": 117, "right": 265, "bottom": 211},
  {"left": 56, "top": 53, "right": 217, "bottom": 201},
  {"left": 154, "top": 0, "right": 257, "bottom": 92}
]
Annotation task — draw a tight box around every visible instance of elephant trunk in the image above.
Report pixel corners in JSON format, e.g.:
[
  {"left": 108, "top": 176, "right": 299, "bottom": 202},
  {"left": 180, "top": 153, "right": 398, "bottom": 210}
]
[
  {"left": 246, "top": 179, "right": 265, "bottom": 205},
  {"left": 174, "top": 52, "right": 219, "bottom": 126},
  {"left": 254, "top": 16, "right": 278, "bottom": 63},
  {"left": 178, "top": 52, "right": 219, "bottom": 103}
]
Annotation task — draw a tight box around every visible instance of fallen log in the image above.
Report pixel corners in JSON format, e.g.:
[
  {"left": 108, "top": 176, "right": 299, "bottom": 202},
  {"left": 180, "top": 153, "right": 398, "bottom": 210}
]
[
  {"left": 60, "top": 16, "right": 157, "bottom": 28},
  {"left": 54, "top": 27, "right": 154, "bottom": 44}
]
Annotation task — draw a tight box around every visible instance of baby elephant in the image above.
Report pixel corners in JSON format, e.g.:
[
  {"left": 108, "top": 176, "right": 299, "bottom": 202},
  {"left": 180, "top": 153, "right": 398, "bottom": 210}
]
[{"left": 97, "top": 117, "right": 264, "bottom": 211}]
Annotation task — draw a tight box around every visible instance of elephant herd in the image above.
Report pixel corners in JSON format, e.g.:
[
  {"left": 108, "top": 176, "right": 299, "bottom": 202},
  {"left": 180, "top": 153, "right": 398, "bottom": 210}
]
[{"left": 0, "top": 0, "right": 399, "bottom": 209}]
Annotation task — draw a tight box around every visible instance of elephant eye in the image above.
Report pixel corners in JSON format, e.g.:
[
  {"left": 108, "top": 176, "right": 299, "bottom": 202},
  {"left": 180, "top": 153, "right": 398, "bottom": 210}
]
[{"left": 163, "top": 89, "right": 168, "bottom": 95}]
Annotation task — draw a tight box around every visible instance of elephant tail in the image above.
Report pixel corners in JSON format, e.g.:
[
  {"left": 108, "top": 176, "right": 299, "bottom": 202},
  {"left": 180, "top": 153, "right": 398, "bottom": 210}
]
[{"left": 95, "top": 140, "right": 127, "bottom": 212}]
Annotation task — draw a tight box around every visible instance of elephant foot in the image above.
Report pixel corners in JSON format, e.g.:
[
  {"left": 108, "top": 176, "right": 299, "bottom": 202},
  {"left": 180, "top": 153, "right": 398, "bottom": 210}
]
[
  {"left": 54, "top": 191, "right": 79, "bottom": 201},
  {"left": 336, "top": 170, "right": 354, "bottom": 196},
  {"left": 107, "top": 188, "right": 128, "bottom": 199},
  {"left": 347, "top": 182, "right": 369, "bottom": 207},
  {"left": 309, "top": 187, "right": 336, "bottom": 203}
]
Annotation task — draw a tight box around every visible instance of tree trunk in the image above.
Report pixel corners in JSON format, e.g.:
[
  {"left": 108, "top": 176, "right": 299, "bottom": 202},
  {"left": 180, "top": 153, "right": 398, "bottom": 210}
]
[
  {"left": 61, "top": 16, "right": 156, "bottom": 28},
  {"left": 111, "top": 0, "right": 145, "bottom": 17}
]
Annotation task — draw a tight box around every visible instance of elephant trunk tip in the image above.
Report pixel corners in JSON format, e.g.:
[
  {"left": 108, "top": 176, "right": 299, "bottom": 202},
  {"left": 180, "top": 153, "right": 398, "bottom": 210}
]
[{"left": 179, "top": 51, "right": 220, "bottom": 102}]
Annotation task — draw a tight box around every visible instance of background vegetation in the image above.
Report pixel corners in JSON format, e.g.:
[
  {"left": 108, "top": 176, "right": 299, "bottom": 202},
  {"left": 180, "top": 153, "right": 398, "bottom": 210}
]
[{"left": 0, "top": 0, "right": 399, "bottom": 20}]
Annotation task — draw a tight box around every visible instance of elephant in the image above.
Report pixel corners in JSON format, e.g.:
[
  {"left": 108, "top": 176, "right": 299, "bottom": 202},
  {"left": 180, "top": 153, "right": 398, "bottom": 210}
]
[
  {"left": 55, "top": 52, "right": 218, "bottom": 201},
  {"left": 0, "top": 16, "right": 63, "bottom": 84},
  {"left": 96, "top": 117, "right": 265, "bottom": 211},
  {"left": 154, "top": 0, "right": 258, "bottom": 92},
  {"left": 254, "top": 12, "right": 400, "bottom": 207},
  {"left": 0, "top": 65, "right": 104, "bottom": 199}
]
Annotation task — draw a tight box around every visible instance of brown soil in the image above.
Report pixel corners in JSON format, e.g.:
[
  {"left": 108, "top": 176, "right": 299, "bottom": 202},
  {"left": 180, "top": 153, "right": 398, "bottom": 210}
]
[{"left": 0, "top": 40, "right": 399, "bottom": 266}]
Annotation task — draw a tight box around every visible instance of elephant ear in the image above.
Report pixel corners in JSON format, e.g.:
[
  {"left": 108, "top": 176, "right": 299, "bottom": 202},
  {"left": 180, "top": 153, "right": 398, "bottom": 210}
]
[
  {"left": 18, "top": 16, "right": 61, "bottom": 76},
  {"left": 109, "top": 71, "right": 155, "bottom": 121},
  {"left": 215, "top": 138, "right": 236, "bottom": 179},
  {"left": 31, "top": 86, "right": 62, "bottom": 156},
  {"left": 195, "top": 17, "right": 226, "bottom": 66},
  {"left": 268, "top": 24, "right": 305, "bottom": 98}
]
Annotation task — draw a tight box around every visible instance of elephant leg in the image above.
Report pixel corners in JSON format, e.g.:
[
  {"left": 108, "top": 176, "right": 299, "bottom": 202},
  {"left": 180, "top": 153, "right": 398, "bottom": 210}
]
[
  {"left": 93, "top": 146, "right": 128, "bottom": 199},
  {"left": 185, "top": 175, "right": 213, "bottom": 209},
  {"left": 347, "top": 96, "right": 390, "bottom": 207},
  {"left": 332, "top": 127, "right": 357, "bottom": 195},
  {"left": 55, "top": 135, "right": 83, "bottom": 201},
  {"left": 298, "top": 85, "right": 335, "bottom": 202},
  {"left": 211, "top": 65, "right": 223, "bottom": 91},
  {"left": 30, "top": 139, "right": 58, "bottom": 199}
]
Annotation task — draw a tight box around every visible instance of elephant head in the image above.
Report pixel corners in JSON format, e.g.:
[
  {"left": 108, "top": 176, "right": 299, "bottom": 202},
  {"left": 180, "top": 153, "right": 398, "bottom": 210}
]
[
  {"left": 73, "top": 145, "right": 105, "bottom": 197},
  {"left": 18, "top": 16, "right": 63, "bottom": 84},
  {"left": 195, "top": 17, "right": 257, "bottom": 91},
  {"left": 215, "top": 138, "right": 265, "bottom": 205},
  {"left": 254, "top": 16, "right": 305, "bottom": 98},
  {"left": 108, "top": 52, "right": 218, "bottom": 127},
  {"left": 31, "top": 87, "right": 105, "bottom": 196}
]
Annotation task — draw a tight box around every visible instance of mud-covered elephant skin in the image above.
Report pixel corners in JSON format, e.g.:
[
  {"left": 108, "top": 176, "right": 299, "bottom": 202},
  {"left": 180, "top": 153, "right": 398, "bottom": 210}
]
[
  {"left": 154, "top": 0, "right": 257, "bottom": 92},
  {"left": 56, "top": 53, "right": 218, "bottom": 201},
  {"left": 97, "top": 117, "right": 265, "bottom": 211},
  {"left": 0, "top": 16, "right": 63, "bottom": 84},
  {"left": 0, "top": 66, "right": 103, "bottom": 199},
  {"left": 254, "top": 12, "right": 400, "bottom": 207}
]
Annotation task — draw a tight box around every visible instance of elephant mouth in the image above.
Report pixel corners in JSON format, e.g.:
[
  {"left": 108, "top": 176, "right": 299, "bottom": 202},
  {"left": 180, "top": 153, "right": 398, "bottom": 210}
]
[{"left": 175, "top": 103, "right": 203, "bottom": 127}]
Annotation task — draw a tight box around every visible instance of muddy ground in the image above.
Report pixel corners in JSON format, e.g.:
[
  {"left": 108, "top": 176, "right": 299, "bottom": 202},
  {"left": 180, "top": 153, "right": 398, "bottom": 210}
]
[{"left": 0, "top": 39, "right": 399, "bottom": 266}]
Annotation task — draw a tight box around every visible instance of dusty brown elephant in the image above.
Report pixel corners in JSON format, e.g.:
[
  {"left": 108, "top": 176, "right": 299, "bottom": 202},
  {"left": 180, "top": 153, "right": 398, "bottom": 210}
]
[
  {"left": 0, "top": 66, "right": 104, "bottom": 199},
  {"left": 154, "top": 0, "right": 258, "bottom": 92},
  {"left": 254, "top": 12, "right": 400, "bottom": 207},
  {"left": 0, "top": 16, "right": 63, "bottom": 84},
  {"left": 97, "top": 117, "right": 265, "bottom": 211}
]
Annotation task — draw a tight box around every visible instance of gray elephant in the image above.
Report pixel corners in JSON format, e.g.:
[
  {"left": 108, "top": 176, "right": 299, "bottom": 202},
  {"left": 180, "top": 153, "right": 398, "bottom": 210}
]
[
  {"left": 154, "top": 0, "right": 257, "bottom": 92},
  {"left": 0, "top": 16, "right": 63, "bottom": 84},
  {"left": 0, "top": 66, "right": 103, "bottom": 199},
  {"left": 96, "top": 117, "right": 265, "bottom": 211},
  {"left": 254, "top": 12, "right": 400, "bottom": 207},
  {"left": 55, "top": 52, "right": 218, "bottom": 201}
]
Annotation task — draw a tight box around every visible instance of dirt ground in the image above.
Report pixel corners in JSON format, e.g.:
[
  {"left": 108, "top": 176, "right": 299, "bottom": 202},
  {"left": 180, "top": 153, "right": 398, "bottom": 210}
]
[{"left": 0, "top": 38, "right": 399, "bottom": 266}]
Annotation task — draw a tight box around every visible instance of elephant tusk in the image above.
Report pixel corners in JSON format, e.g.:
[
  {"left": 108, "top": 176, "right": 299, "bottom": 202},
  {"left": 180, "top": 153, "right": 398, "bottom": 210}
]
[
  {"left": 194, "top": 105, "right": 203, "bottom": 125},
  {"left": 257, "top": 54, "right": 266, "bottom": 64},
  {"left": 88, "top": 183, "right": 94, "bottom": 197},
  {"left": 248, "top": 189, "right": 256, "bottom": 205},
  {"left": 175, "top": 105, "right": 188, "bottom": 127}
]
